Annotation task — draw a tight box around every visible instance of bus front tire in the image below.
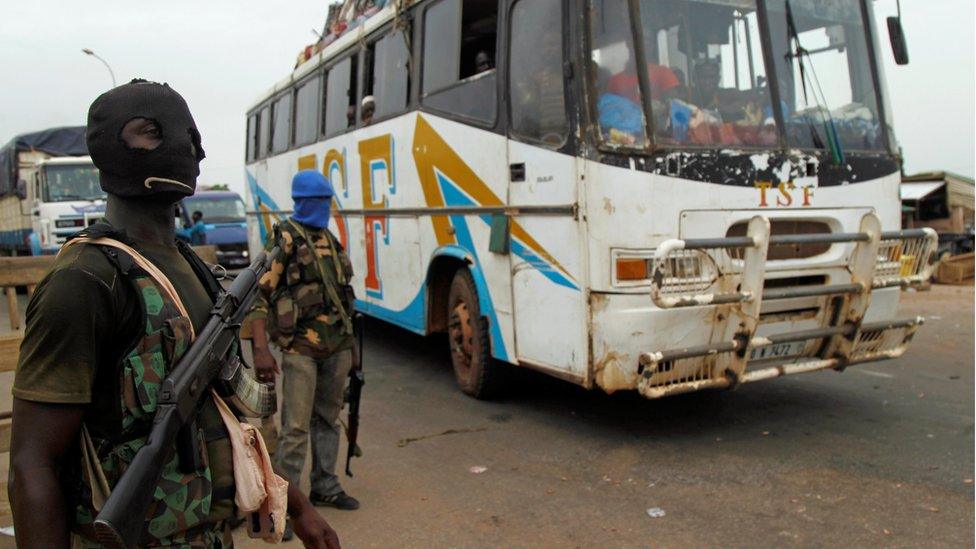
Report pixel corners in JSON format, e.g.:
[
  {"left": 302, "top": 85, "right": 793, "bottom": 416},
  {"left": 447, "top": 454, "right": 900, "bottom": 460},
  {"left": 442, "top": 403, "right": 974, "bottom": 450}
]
[{"left": 447, "top": 269, "right": 505, "bottom": 399}]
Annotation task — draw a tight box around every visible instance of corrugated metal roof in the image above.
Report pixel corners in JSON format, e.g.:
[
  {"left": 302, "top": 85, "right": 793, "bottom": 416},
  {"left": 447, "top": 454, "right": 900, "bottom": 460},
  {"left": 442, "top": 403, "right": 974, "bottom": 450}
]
[
  {"left": 901, "top": 181, "right": 945, "bottom": 201},
  {"left": 903, "top": 171, "right": 975, "bottom": 186},
  {"left": 902, "top": 172, "right": 974, "bottom": 211}
]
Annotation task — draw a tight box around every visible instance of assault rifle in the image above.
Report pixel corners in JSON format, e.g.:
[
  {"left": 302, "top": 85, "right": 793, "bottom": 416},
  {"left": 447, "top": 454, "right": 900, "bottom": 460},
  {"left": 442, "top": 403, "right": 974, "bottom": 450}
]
[
  {"left": 345, "top": 312, "right": 365, "bottom": 476},
  {"left": 93, "top": 245, "right": 281, "bottom": 549}
]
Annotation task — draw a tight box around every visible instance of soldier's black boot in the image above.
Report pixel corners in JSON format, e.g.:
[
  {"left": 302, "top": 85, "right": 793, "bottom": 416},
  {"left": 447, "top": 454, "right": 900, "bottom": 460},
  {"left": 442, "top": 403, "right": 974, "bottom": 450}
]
[{"left": 309, "top": 491, "right": 360, "bottom": 510}]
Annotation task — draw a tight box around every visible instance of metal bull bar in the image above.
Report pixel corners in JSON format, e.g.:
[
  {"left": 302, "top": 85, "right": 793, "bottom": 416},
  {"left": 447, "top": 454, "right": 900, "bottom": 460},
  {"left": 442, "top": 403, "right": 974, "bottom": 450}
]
[{"left": 638, "top": 214, "right": 937, "bottom": 399}]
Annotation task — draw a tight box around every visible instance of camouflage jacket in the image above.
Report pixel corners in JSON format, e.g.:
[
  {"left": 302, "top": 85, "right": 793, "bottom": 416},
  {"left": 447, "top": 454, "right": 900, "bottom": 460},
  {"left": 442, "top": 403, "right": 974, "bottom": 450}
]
[
  {"left": 66, "top": 229, "right": 235, "bottom": 547},
  {"left": 250, "top": 219, "right": 355, "bottom": 358}
]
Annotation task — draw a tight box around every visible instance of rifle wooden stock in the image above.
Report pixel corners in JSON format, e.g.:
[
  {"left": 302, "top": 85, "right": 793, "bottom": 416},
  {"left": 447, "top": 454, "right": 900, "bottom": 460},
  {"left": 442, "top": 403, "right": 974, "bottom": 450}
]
[
  {"left": 92, "top": 246, "right": 280, "bottom": 548},
  {"left": 93, "top": 407, "right": 181, "bottom": 548}
]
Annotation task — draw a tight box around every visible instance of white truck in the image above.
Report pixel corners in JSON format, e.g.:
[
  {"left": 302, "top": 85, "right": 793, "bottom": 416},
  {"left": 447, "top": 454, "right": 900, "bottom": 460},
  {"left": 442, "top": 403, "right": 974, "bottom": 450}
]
[{"left": 0, "top": 127, "right": 105, "bottom": 255}]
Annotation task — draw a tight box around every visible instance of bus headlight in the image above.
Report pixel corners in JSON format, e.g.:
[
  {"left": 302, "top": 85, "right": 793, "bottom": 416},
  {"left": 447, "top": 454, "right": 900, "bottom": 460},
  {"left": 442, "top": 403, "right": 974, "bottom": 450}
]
[{"left": 650, "top": 249, "right": 720, "bottom": 297}]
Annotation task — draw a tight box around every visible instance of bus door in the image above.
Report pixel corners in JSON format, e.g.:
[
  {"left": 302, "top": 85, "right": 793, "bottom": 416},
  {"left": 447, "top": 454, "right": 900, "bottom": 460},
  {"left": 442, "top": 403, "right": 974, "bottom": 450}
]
[{"left": 506, "top": 0, "right": 587, "bottom": 377}]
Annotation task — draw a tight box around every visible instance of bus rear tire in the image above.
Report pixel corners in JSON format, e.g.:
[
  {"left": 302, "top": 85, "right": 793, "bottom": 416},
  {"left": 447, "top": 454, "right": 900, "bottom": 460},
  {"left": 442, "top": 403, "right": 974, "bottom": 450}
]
[{"left": 447, "top": 269, "right": 505, "bottom": 399}]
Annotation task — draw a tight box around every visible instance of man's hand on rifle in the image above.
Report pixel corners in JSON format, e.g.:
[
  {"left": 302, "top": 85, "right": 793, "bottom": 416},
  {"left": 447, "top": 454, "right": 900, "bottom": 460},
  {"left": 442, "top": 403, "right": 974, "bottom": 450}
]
[{"left": 250, "top": 318, "right": 280, "bottom": 383}]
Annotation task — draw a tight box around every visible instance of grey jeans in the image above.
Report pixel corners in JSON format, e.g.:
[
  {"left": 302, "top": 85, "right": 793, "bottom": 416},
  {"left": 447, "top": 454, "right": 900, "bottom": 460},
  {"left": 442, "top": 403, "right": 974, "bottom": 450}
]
[{"left": 275, "top": 349, "right": 352, "bottom": 497}]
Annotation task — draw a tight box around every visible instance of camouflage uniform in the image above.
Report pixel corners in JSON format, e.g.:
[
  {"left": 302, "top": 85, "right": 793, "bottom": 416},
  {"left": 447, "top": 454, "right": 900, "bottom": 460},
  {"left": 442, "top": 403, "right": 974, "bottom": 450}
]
[
  {"left": 249, "top": 219, "right": 355, "bottom": 497},
  {"left": 60, "top": 229, "right": 237, "bottom": 548},
  {"left": 251, "top": 220, "right": 355, "bottom": 356}
]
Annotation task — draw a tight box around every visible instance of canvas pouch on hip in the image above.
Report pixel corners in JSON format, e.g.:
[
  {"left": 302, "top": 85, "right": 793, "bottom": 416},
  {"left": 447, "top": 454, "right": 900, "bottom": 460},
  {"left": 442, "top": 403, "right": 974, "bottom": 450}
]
[{"left": 212, "top": 389, "right": 288, "bottom": 543}]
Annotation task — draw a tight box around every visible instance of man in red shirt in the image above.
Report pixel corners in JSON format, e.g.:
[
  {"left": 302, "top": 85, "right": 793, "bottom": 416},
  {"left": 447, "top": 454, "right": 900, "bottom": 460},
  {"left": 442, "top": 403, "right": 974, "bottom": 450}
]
[{"left": 607, "top": 62, "right": 681, "bottom": 103}]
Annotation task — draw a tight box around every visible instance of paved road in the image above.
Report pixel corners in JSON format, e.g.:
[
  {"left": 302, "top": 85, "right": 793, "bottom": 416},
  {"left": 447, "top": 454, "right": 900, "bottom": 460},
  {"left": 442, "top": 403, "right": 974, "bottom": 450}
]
[{"left": 237, "top": 285, "right": 974, "bottom": 548}]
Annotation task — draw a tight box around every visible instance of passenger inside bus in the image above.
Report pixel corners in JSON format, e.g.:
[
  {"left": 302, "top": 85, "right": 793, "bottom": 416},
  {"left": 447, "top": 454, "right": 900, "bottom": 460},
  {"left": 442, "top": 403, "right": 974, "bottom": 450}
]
[
  {"left": 689, "top": 61, "right": 767, "bottom": 124},
  {"left": 474, "top": 50, "right": 493, "bottom": 74},
  {"left": 421, "top": 0, "right": 498, "bottom": 123},
  {"left": 361, "top": 95, "right": 375, "bottom": 125},
  {"left": 606, "top": 61, "right": 682, "bottom": 105},
  {"left": 457, "top": 1, "right": 496, "bottom": 80},
  {"left": 590, "top": 0, "right": 778, "bottom": 148},
  {"left": 596, "top": 48, "right": 684, "bottom": 147}
]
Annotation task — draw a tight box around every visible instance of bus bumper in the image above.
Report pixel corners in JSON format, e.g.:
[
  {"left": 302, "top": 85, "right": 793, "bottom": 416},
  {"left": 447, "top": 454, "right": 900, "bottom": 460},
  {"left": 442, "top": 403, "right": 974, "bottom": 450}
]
[{"left": 591, "top": 213, "right": 938, "bottom": 399}]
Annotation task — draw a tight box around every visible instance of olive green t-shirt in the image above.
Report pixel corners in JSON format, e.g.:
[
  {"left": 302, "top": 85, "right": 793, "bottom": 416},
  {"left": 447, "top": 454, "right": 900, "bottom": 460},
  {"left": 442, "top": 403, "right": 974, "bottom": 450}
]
[{"left": 13, "top": 237, "right": 235, "bottom": 521}]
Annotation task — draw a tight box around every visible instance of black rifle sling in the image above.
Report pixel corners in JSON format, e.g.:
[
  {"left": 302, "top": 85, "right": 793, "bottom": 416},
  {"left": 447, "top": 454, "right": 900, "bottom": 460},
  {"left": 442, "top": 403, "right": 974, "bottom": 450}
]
[{"left": 176, "top": 240, "right": 224, "bottom": 301}]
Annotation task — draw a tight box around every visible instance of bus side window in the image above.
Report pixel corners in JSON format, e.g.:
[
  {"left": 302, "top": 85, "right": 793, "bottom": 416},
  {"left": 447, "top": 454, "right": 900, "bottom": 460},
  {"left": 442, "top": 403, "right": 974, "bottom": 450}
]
[
  {"left": 421, "top": 0, "right": 497, "bottom": 124},
  {"left": 271, "top": 92, "right": 293, "bottom": 154},
  {"left": 363, "top": 27, "right": 411, "bottom": 122},
  {"left": 246, "top": 113, "right": 258, "bottom": 162},
  {"left": 509, "top": 0, "right": 568, "bottom": 148},
  {"left": 258, "top": 105, "right": 271, "bottom": 159},
  {"left": 324, "top": 56, "right": 358, "bottom": 137},
  {"left": 294, "top": 74, "right": 322, "bottom": 146}
]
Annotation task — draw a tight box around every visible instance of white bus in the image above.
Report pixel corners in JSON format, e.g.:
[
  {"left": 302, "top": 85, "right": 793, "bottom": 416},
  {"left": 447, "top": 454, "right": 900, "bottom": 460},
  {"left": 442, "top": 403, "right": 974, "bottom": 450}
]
[{"left": 244, "top": 0, "right": 936, "bottom": 399}]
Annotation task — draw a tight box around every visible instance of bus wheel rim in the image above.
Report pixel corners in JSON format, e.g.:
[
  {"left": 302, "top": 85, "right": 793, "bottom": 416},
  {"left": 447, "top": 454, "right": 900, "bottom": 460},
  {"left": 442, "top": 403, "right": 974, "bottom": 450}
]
[{"left": 450, "top": 300, "right": 474, "bottom": 372}]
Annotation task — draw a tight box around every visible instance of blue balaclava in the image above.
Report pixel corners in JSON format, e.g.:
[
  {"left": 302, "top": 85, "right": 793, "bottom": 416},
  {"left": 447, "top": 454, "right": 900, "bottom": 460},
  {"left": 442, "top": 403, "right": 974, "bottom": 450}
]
[{"left": 291, "top": 170, "right": 334, "bottom": 229}]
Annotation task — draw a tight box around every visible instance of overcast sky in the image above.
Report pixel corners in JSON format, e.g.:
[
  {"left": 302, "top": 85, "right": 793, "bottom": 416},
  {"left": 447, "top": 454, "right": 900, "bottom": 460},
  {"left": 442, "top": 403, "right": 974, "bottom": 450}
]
[{"left": 1, "top": 0, "right": 973, "bottom": 198}]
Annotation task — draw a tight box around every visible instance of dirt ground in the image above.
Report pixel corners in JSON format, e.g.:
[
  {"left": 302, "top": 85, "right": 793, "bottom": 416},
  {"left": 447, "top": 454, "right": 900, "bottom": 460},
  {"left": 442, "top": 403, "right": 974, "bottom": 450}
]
[
  {"left": 236, "top": 285, "right": 974, "bottom": 548},
  {"left": 0, "top": 285, "right": 972, "bottom": 548}
]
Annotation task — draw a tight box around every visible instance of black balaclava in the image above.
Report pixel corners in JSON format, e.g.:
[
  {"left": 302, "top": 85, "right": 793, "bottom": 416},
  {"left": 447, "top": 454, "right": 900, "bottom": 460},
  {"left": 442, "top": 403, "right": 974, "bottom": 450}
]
[{"left": 86, "top": 79, "right": 205, "bottom": 202}]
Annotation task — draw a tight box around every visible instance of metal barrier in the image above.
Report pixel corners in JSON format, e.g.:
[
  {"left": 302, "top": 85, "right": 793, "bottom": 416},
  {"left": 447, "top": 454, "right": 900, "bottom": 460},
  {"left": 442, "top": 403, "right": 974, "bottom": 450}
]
[{"left": 638, "top": 214, "right": 937, "bottom": 399}]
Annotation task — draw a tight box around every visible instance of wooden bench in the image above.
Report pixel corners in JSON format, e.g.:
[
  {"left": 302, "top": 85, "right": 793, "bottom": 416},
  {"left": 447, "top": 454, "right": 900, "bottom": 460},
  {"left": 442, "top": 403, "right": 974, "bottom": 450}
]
[
  {"left": 0, "top": 333, "right": 18, "bottom": 454},
  {"left": 0, "top": 256, "right": 55, "bottom": 523},
  {"left": 0, "top": 256, "right": 54, "bottom": 456},
  {"left": 0, "top": 332, "right": 18, "bottom": 520},
  {"left": 0, "top": 256, "right": 55, "bottom": 332}
]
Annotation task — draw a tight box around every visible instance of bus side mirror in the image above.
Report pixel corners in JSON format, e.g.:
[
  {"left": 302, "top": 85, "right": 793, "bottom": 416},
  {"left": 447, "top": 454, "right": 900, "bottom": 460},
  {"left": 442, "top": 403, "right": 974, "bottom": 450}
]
[
  {"left": 15, "top": 179, "right": 27, "bottom": 200},
  {"left": 887, "top": 17, "right": 909, "bottom": 65}
]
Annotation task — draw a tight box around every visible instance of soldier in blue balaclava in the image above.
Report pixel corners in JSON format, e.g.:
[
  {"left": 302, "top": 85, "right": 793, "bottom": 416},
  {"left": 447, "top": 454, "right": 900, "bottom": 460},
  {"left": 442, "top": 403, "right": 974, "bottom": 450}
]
[
  {"left": 248, "top": 170, "right": 360, "bottom": 539},
  {"left": 291, "top": 169, "right": 335, "bottom": 229}
]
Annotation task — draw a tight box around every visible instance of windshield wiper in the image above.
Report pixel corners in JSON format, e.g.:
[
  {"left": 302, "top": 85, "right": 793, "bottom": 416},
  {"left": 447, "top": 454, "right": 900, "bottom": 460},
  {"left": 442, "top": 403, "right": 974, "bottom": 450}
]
[{"left": 784, "top": 0, "right": 845, "bottom": 165}]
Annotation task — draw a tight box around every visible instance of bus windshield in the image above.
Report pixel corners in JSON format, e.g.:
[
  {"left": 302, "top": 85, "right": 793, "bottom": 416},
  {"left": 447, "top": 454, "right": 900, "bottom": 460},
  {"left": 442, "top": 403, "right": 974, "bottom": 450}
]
[
  {"left": 589, "top": 0, "right": 886, "bottom": 152},
  {"left": 591, "top": 0, "right": 778, "bottom": 149},
  {"left": 183, "top": 196, "right": 247, "bottom": 223},
  {"left": 43, "top": 164, "right": 104, "bottom": 202},
  {"left": 766, "top": 0, "right": 885, "bottom": 151}
]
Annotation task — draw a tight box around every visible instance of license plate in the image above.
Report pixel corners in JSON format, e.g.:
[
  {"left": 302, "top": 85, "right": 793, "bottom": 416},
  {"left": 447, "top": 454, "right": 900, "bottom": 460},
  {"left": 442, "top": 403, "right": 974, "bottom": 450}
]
[{"left": 750, "top": 341, "right": 808, "bottom": 361}]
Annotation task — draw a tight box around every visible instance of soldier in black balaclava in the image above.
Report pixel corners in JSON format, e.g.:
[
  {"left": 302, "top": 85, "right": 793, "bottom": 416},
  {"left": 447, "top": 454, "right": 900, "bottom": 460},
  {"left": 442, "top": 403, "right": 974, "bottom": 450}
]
[
  {"left": 10, "top": 79, "right": 341, "bottom": 549},
  {"left": 86, "top": 79, "right": 204, "bottom": 200}
]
